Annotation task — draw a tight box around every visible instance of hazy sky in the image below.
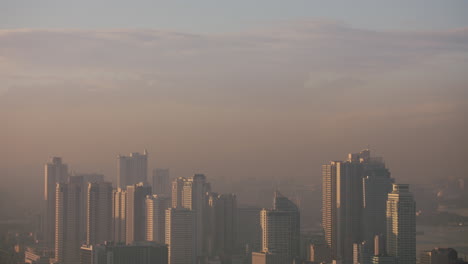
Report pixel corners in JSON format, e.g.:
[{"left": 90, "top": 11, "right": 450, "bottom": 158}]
[{"left": 1, "top": 1, "right": 468, "bottom": 210}]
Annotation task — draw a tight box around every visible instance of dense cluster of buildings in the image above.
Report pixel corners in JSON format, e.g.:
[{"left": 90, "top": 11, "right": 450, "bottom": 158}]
[{"left": 15, "top": 149, "right": 465, "bottom": 264}]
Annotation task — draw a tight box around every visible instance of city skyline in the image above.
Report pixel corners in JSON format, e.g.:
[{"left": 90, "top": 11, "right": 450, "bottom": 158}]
[{"left": 1, "top": 2, "right": 467, "bottom": 264}]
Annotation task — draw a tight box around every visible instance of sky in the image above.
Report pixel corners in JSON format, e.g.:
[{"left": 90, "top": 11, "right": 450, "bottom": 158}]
[{"left": 1, "top": 1, "right": 468, "bottom": 211}]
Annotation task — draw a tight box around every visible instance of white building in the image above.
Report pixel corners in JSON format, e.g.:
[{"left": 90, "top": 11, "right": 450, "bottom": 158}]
[{"left": 386, "top": 184, "right": 416, "bottom": 264}]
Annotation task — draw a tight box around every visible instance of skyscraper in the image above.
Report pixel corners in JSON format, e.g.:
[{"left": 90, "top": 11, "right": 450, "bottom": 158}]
[
  {"left": 87, "top": 181, "right": 113, "bottom": 245},
  {"left": 171, "top": 177, "right": 186, "bottom": 208},
  {"left": 118, "top": 150, "right": 148, "bottom": 189},
  {"left": 180, "top": 174, "right": 211, "bottom": 257},
  {"left": 322, "top": 158, "right": 364, "bottom": 263},
  {"left": 258, "top": 191, "right": 300, "bottom": 264},
  {"left": 362, "top": 156, "right": 393, "bottom": 252},
  {"left": 126, "top": 182, "right": 152, "bottom": 244},
  {"left": 152, "top": 168, "right": 171, "bottom": 196},
  {"left": 237, "top": 207, "right": 262, "bottom": 255},
  {"left": 44, "top": 157, "right": 68, "bottom": 248},
  {"left": 386, "top": 184, "right": 416, "bottom": 264},
  {"left": 146, "top": 194, "right": 171, "bottom": 243},
  {"left": 112, "top": 188, "right": 127, "bottom": 243},
  {"left": 206, "top": 193, "right": 238, "bottom": 258},
  {"left": 55, "top": 182, "right": 82, "bottom": 264},
  {"left": 165, "top": 208, "right": 196, "bottom": 264}
]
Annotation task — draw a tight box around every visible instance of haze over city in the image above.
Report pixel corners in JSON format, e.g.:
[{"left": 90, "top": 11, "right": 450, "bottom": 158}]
[{"left": 1, "top": 1, "right": 467, "bottom": 264}]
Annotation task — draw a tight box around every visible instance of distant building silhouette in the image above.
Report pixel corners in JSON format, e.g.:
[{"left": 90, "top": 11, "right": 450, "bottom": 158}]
[
  {"left": 206, "top": 193, "right": 238, "bottom": 258},
  {"left": 86, "top": 181, "right": 112, "bottom": 245},
  {"left": 257, "top": 191, "right": 300, "bottom": 264},
  {"left": 146, "top": 194, "right": 171, "bottom": 243},
  {"left": 118, "top": 150, "right": 148, "bottom": 189},
  {"left": 420, "top": 248, "right": 459, "bottom": 264},
  {"left": 112, "top": 188, "right": 127, "bottom": 243},
  {"left": 126, "top": 182, "right": 152, "bottom": 244},
  {"left": 237, "top": 207, "right": 262, "bottom": 255},
  {"left": 44, "top": 157, "right": 68, "bottom": 248},
  {"left": 80, "top": 241, "right": 168, "bottom": 264},
  {"left": 152, "top": 168, "right": 171, "bottom": 196}
]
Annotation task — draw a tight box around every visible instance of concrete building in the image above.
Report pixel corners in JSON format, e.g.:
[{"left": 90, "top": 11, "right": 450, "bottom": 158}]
[
  {"left": 206, "top": 193, "right": 238, "bottom": 258},
  {"left": 259, "top": 191, "right": 300, "bottom": 264},
  {"left": 251, "top": 251, "right": 282, "bottom": 264},
  {"left": 112, "top": 188, "right": 127, "bottom": 243},
  {"left": 362, "top": 156, "right": 393, "bottom": 255},
  {"left": 117, "top": 150, "right": 148, "bottom": 189},
  {"left": 55, "top": 182, "right": 83, "bottom": 264},
  {"left": 80, "top": 241, "right": 168, "bottom": 264},
  {"left": 420, "top": 248, "right": 459, "bottom": 264},
  {"left": 180, "top": 174, "right": 211, "bottom": 257},
  {"left": 171, "top": 177, "right": 187, "bottom": 208},
  {"left": 126, "top": 182, "right": 152, "bottom": 244},
  {"left": 322, "top": 157, "right": 364, "bottom": 263},
  {"left": 237, "top": 207, "right": 262, "bottom": 255},
  {"left": 87, "top": 181, "right": 113, "bottom": 245},
  {"left": 146, "top": 194, "right": 171, "bottom": 243},
  {"left": 44, "top": 157, "right": 68, "bottom": 248},
  {"left": 165, "top": 208, "right": 196, "bottom": 264},
  {"left": 152, "top": 168, "right": 171, "bottom": 196},
  {"left": 386, "top": 184, "right": 416, "bottom": 264}
]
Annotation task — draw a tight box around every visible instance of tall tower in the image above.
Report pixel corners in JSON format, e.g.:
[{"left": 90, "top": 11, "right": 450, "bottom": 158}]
[
  {"left": 171, "top": 177, "right": 186, "bottom": 208},
  {"left": 362, "top": 155, "right": 393, "bottom": 252},
  {"left": 44, "top": 157, "right": 68, "bottom": 248},
  {"left": 386, "top": 184, "right": 416, "bottom": 264},
  {"left": 152, "top": 168, "right": 171, "bottom": 196},
  {"left": 165, "top": 208, "right": 196, "bottom": 264},
  {"left": 112, "top": 188, "right": 127, "bottom": 243},
  {"left": 55, "top": 182, "right": 82, "bottom": 264},
  {"left": 206, "top": 193, "right": 238, "bottom": 257},
  {"left": 181, "top": 174, "right": 210, "bottom": 257},
  {"left": 118, "top": 150, "right": 148, "bottom": 189},
  {"left": 259, "top": 191, "right": 300, "bottom": 264},
  {"left": 86, "top": 181, "right": 112, "bottom": 245},
  {"left": 322, "top": 158, "right": 364, "bottom": 263},
  {"left": 126, "top": 182, "right": 152, "bottom": 244},
  {"left": 146, "top": 194, "right": 171, "bottom": 243}
]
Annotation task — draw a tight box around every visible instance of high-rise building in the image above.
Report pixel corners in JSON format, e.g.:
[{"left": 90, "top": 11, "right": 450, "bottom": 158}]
[
  {"left": 146, "top": 194, "right": 171, "bottom": 243},
  {"left": 152, "top": 168, "right": 171, "bottom": 196},
  {"left": 44, "top": 157, "right": 68, "bottom": 248},
  {"left": 322, "top": 158, "right": 364, "bottom": 263},
  {"left": 55, "top": 182, "right": 83, "bottom": 264},
  {"left": 69, "top": 175, "right": 98, "bottom": 242},
  {"left": 118, "top": 150, "right": 148, "bottom": 189},
  {"left": 206, "top": 193, "right": 238, "bottom": 257},
  {"left": 80, "top": 241, "right": 168, "bottom": 264},
  {"left": 87, "top": 181, "right": 113, "bottom": 245},
  {"left": 259, "top": 191, "right": 300, "bottom": 264},
  {"left": 126, "top": 182, "right": 152, "bottom": 244},
  {"left": 112, "top": 188, "right": 127, "bottom": 243},
  {"left": 237, "top": 207, "right": 262, "bottom": 255},
  {"left": 171, "top": 177, "right": 187, "bottom": 208},
  {"left": 165, "top": 208, "right": 196, "bottom": 264},
  {"left": 386, "top": 184, "right": 416, "bottom": 264},
  {"left": 180, "top": 174, "right": 211, "bottom": 257},
  {"left": 420, "top": 248, "right": 459, "bottom": 264},
  {"left": 362, "top": 157, "right": 393, "bottom": 252}
]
